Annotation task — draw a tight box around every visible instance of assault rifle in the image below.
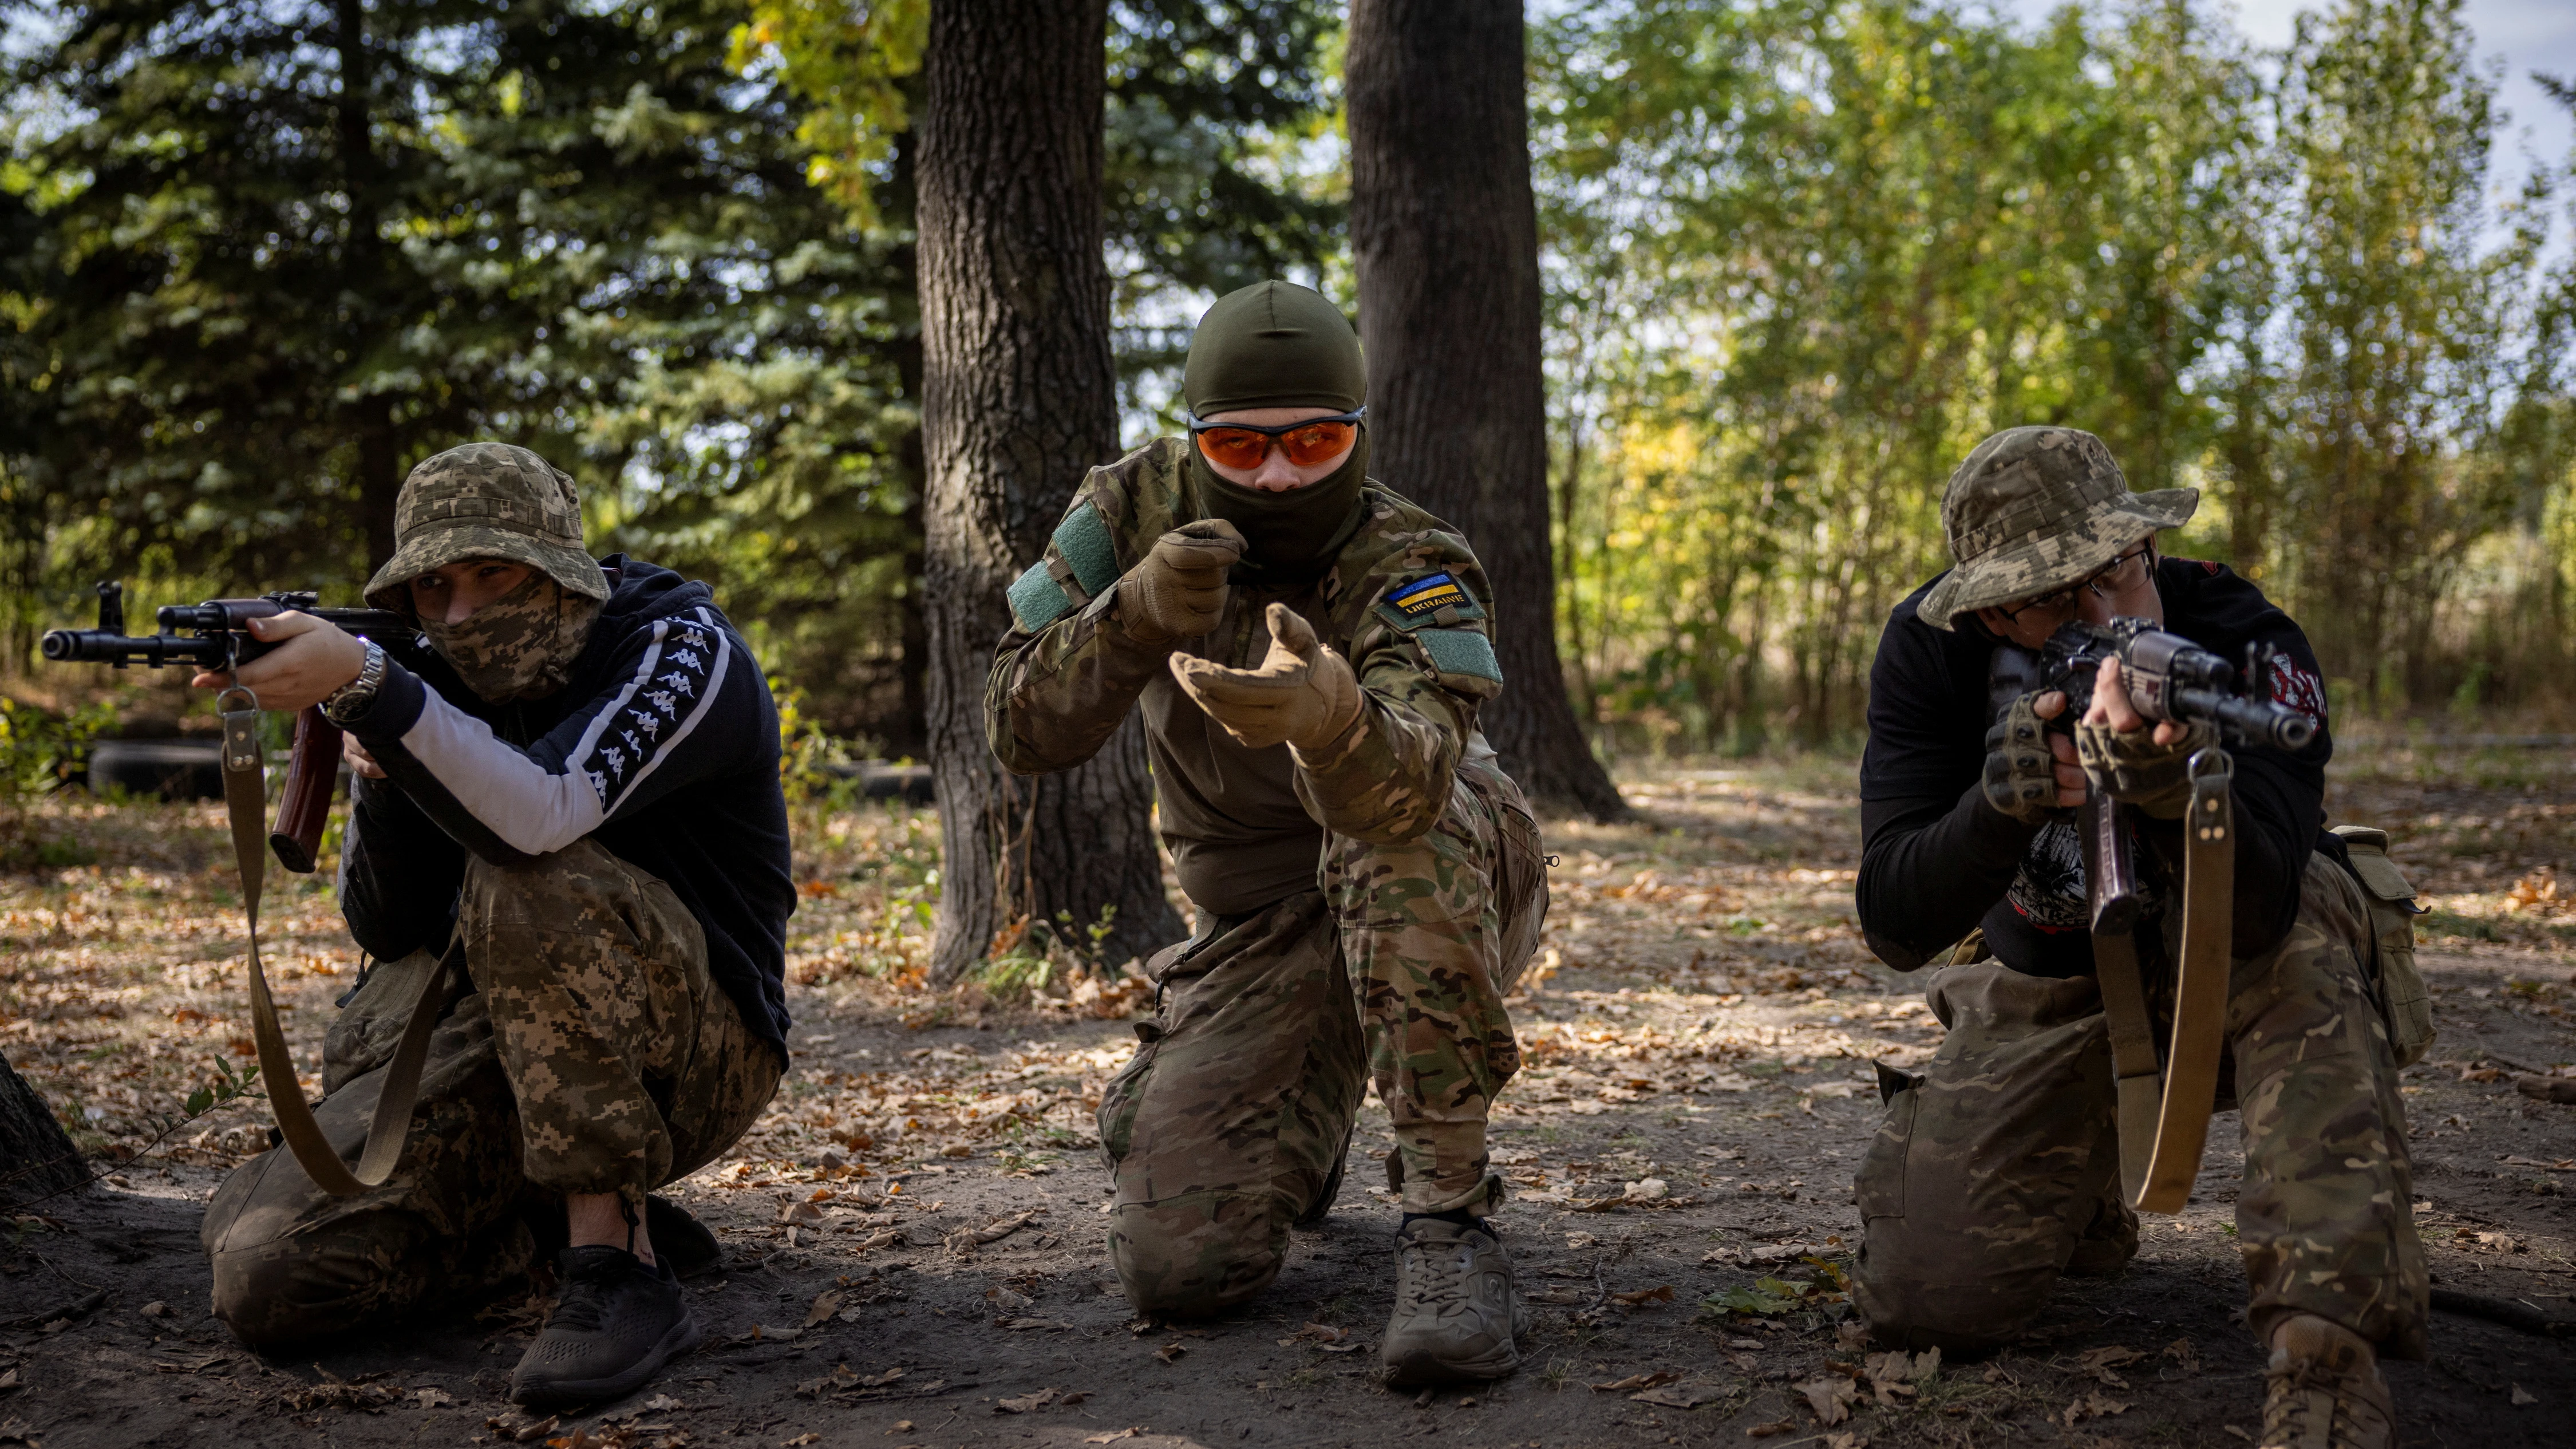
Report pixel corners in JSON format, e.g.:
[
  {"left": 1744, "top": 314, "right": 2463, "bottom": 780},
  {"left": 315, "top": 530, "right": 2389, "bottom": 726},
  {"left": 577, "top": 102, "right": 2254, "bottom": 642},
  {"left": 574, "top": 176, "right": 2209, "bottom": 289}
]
[
  {"left": 1986, "top": 616, "right": 2318, "bottom": 1216},
  {"left": 42, "top": 582, "right": 422, "bottom": 872},
  {"left": 1989, "top": 616, "right": 2314, "bottom": 937}
]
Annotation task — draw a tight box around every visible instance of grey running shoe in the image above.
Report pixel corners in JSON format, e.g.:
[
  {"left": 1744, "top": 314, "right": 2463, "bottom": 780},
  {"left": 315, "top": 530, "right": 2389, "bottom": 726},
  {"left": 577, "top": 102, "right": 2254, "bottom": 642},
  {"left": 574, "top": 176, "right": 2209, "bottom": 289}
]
[
  {"left": 1381, "top": 1217, "right": 1530, "bottom": 1385},
  {"left": 510, "top": 1247, "right": 701, "bottom": 1408}
]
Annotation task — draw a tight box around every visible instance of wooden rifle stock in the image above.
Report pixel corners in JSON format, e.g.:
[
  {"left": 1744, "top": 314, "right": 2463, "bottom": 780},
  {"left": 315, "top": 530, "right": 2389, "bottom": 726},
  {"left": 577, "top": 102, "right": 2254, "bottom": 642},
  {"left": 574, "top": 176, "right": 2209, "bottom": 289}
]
[{"left": 268, "top": 706, "right": 344, "bottom": 874}]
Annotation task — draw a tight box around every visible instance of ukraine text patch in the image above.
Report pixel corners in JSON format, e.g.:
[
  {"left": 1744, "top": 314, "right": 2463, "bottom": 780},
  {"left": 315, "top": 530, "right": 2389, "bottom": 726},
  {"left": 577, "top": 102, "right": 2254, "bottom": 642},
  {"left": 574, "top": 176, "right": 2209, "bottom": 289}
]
[{"left": 1388, "top": 572, "right": 1468, "bottom": 618}]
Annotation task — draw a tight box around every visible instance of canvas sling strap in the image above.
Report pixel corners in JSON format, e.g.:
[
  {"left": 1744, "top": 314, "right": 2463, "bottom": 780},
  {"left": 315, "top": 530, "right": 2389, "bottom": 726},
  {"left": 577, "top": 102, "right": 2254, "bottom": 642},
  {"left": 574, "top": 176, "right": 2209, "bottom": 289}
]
[
  {"left": 220, "top": 686, "right": 450, "bottom": 1195},
  {"left": 2090, "top": 748, "right": 2235, "bottom": 1215}
]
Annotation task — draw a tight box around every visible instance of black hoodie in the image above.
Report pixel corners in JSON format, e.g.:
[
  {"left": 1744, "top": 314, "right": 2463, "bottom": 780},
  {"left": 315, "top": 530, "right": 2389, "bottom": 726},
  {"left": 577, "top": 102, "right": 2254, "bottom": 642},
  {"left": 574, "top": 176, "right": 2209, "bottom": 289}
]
[{"left": 335, "top": 555, "right": 795, "bottom": 1053}]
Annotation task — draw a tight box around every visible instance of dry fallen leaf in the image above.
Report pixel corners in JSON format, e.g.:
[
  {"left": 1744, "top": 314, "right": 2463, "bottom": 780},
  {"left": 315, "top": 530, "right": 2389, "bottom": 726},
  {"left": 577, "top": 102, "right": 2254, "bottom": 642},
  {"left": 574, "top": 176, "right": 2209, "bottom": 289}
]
[
  {"left": 1591, "top": 1372, "right": 1679, "bottom": 1392},
  {"left": 485, "top": 1412, "right": 559, "bottom": 1444},
  {"left": 1611, "top": 1285, "right": 1677, "bottom": 1306},
  {"left": 803, "top": 1290, "right": 844, "bottom": 1328},
  {"left": 1154, "top": 1341, "right": 1188, "bottom": 1364},
  {"left": 1084, "top": 1431, "right": 1142, "bottom": 1444},
  {"left": 989, "top": 1286, "right": 1034, "bottom": 1312},
  {"left": 2511, "top": 1384, "right": 2538, "bottom": 1406},
  {"left": 997, "top": 1317, "right": 1074, "bottom": 1332},
  {"left": 413, "top": 1387, "right": 453, "bottom": 1408},
  {"left": 781, "top": 1436, "right": 820, "bottom": 1447},
  {"left": 2060, "top": 1392, "right": 2131, "bottom": 1427},
  {"left": 1631, "top": 1383, "right": 1729, "bottom": 1408},
  {"left": 1745, "top": 1420, "right": 1797, "bottom": 1438},
  {"left": 1824, "top": 1434, "right": 1870, "bottom": 1449},
  {"left": 1799, "top": 1376, "right": 1859, "bottom": 1426},
  {"left": 994, "top": 1387, "right": 1059, "bottom": 1414}
]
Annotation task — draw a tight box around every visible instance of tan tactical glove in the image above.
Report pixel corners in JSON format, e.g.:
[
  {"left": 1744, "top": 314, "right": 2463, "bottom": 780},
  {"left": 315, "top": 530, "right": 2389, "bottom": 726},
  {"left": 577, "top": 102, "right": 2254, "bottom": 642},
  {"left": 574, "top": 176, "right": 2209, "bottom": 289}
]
[
  {"left": 1168, "top": 602, "right": 1362, "bottom": 753},
  {"left": 1981, "top": 693, "right": 2059, "bottom": 823},
  {"left": 2075, "top": 718, "right": 2217, "bottom": 819},
  {"left": 1117, "top": 519, "right": 1245, "bottom": 644}
]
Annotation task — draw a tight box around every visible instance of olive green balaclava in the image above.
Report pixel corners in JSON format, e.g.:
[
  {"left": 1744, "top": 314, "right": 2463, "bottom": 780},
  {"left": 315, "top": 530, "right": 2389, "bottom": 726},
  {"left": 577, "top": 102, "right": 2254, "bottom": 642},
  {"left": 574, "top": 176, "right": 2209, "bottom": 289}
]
[{"left": 1182, "top": 281, "right": 1369, "bottom": 582}]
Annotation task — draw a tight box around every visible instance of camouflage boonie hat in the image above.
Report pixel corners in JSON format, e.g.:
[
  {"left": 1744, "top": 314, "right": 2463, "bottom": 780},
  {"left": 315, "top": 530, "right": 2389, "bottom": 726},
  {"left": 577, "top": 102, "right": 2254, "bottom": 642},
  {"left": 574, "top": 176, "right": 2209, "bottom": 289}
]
[
  {"left": 362, "top": 444, "right": 610, "bottom": 613},
  {"left": 1915, "top": 427, "right": 2198, "bottom": 631}
]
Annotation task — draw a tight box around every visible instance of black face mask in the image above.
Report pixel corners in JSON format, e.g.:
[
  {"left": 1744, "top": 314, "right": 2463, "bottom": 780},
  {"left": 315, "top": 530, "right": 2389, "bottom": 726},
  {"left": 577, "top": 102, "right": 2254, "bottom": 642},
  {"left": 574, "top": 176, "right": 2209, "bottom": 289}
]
[{"left": 1190, "top": 428, "right": 1370, "bottom": 585}]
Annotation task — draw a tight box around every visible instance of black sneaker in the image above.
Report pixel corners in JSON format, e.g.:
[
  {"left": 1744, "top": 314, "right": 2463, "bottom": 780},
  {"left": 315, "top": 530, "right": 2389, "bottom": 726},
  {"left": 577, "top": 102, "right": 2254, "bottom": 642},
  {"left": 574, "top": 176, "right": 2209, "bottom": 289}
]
[
  {"left": 509, "top": 1246, "right": 701, "bottom": 1408},
  {"left": 646, "top": 1195, "right": 723, "bottom": 1280}
]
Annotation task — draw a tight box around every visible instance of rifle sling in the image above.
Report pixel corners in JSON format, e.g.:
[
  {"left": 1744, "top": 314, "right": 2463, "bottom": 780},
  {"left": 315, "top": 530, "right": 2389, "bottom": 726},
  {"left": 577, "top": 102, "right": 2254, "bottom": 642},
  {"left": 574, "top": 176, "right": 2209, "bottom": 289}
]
[
  {"left": 222, "top": 692, "right": 447, "bottom": 1197},
  {"left": 2091, "top": 748, "right": 2235, "bottom": 1215}
]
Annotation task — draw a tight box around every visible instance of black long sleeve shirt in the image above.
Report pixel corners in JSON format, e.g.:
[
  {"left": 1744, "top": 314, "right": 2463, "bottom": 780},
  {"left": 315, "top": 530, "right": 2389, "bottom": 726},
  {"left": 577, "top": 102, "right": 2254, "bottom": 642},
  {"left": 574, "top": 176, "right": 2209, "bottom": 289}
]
[
  {"left": 335, "top": 556, "right": 796, "bottom": 1052},
  {"left": 1855, "top": 556, "right": 2337, "bottom": 975}
]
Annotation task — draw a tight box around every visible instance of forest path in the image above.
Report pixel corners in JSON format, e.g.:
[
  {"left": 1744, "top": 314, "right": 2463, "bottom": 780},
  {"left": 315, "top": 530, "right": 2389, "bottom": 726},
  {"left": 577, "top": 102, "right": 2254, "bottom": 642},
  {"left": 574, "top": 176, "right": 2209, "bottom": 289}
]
[{"left": 2, "top": 748, "right": 2570, "bottom": 1448}]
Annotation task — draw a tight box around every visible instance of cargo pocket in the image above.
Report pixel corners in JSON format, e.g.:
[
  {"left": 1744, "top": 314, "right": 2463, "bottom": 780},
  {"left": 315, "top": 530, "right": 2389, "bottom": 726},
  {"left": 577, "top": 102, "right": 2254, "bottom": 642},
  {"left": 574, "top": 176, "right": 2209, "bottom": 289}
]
[
  {"left": 1856, "top": 1080, "right": 1919, "bottom": 1221},
  {"left": 2330, "top": 826, "right": 2433, "bottom": 1068},
  {"left": 1466, "top": 761, "right": 1551, "bottom": 996},
  {"left": 319, "top": 945, "right": 463, "bottom": 1096},
  {"left": 1097, "top": 1018, "right": 1165, "bottom": 1171}
]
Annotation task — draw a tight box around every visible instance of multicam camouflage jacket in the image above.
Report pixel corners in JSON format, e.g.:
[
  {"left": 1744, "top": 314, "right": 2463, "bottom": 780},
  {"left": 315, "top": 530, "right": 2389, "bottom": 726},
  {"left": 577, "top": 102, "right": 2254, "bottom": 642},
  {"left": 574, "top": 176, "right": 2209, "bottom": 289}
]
[{"left": 985, "top": 437, "right": 1502, "bottom": 886}]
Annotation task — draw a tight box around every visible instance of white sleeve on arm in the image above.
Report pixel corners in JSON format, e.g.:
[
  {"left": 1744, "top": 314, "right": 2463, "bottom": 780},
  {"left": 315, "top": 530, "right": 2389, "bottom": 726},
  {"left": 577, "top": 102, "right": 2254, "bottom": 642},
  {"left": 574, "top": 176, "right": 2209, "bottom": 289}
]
[{"left": 385, "top": 609, "right": 735, "bottom": 856}]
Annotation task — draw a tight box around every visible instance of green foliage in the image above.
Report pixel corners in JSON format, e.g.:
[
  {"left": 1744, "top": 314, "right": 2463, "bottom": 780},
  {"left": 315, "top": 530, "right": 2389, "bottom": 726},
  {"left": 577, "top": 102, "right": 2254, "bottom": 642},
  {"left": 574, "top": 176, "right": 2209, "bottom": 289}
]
[
  {"left": 1699, "top": 1255, "right": 1849, "bottom": 1318},
  {"left": 0, "top": 693, "right": 114, "bottom": 866},
  {"left": 1535, "top": 0, "right": 2576, "bottom": 747},
  {"left": 1, "top": 0, "right": 923, "bottom": 737},
  {"left": 729, "top": 0, "right": 926, "bottom": 231},
  {"left": 773, "top": 672, "right": 859, "bottom": 806},
  {"left": 1104, "top": 1, "right": 1347, "bottom": 413}
]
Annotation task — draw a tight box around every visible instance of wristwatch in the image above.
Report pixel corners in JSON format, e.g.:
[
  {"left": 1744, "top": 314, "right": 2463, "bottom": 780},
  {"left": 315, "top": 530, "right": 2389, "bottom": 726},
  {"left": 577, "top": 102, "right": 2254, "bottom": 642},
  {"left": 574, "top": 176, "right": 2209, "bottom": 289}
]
[{"left": 322, "top": 641, "right": 388, "bottom": 725}]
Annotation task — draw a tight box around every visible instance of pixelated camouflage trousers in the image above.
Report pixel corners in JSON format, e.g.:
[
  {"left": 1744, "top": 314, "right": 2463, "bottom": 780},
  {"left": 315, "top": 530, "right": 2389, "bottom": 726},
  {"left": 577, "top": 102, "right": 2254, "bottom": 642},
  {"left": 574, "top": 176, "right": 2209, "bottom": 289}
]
[
  {"left": 1852, "top": 852, "right": 2429, "bottom": 1359},
  {"left": 200, "top": 839, "right": 779, "bottom": 1347},
  {"left": 1097, "top": 756, "right": 1543, "bottom": 1315}
]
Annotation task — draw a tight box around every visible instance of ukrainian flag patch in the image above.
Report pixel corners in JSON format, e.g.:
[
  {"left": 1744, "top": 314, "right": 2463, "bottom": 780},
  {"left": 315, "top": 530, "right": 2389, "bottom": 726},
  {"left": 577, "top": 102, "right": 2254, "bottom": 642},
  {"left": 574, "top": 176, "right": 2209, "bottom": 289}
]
[{"left": 1386, "top": 571, "right": 1483, "bottom": 621}]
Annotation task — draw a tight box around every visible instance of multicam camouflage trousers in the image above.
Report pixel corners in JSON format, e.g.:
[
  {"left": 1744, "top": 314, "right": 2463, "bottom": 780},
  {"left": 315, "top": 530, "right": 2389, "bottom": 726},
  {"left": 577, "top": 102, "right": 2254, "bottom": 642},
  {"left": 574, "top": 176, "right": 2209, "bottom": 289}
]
[
  {"left": 1098, "top": 757, "right": 1544, "bottom": 1316},
  {"left": 1852, "top": 852, "right": 2429, "bottom": 1359},
  {"left": 200, "top": 839, "right": 780, "bottom": 1348}
]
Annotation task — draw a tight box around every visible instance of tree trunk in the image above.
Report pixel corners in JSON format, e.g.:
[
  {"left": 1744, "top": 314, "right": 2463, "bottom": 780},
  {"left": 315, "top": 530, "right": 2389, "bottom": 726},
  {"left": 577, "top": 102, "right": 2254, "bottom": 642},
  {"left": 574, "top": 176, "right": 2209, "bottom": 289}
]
[
  {"left": 0, "top": 1052, "right": 85, "bottom": 1207},
  {"left": 1345, "top": 0, "right": 1627, "bottom": 822},
  {"left": 335, "top": 0, "right": 402, "bottom": 573},
  {"left": 916, "top": 0, "right": 1180, "bottom": 982}
]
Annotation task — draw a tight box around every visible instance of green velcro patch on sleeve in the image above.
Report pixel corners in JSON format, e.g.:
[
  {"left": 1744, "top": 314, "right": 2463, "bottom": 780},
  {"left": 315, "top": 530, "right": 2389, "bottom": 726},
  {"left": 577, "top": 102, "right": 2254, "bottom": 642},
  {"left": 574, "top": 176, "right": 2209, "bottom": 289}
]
[
  {"left": 1416, "top": 627, "right": 1502, "bottom": 684},
  {"left": 1052, "top": 503, "right": 1119, "bottom": 597},
  {"left": 1006, "top": 560, "right": 1073, "bottom": 633}
]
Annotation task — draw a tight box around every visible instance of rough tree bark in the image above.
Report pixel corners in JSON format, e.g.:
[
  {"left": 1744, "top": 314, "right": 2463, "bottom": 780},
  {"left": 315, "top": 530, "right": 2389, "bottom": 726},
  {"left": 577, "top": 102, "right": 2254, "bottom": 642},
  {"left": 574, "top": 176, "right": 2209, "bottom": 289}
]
[
  {"left": 1346, "top": 0, "right": 1626, "bottom": 822},
  {"left": 916, "top": 0, "right": 1181, "bottom": 981},
  {"left": 0, "top": 1053, "right": 85, "bottom": 1207},
  {"left": 334, "top": 0, "right": 402, "bottom": 573}
]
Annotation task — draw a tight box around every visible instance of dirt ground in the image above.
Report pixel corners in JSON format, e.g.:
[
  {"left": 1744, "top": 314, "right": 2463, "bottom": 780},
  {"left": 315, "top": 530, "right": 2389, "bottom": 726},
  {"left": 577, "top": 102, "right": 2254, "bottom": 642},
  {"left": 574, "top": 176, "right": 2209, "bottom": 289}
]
[{"left": 2, "top": 741, "right": 2571, "bottom": 1448}]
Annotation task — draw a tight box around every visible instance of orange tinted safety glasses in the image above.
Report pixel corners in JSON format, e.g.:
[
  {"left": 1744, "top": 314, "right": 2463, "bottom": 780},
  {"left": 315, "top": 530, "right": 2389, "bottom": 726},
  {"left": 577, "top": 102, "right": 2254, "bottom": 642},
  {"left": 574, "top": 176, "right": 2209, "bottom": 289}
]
[{"left": 1187, "top": 408, "right": 1365, "bottom": 471}]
